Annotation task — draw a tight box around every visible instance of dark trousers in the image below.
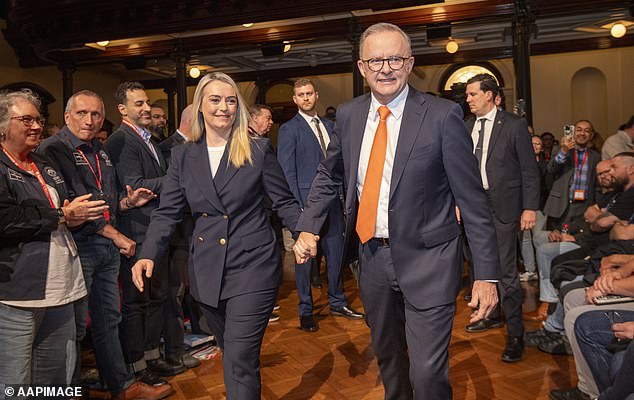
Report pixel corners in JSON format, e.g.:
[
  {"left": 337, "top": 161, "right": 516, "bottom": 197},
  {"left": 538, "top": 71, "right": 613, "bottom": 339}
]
[
  {"left": 359, "top": 240, "right": 454, "bottom": 400},
  {"left": 295, "top": 205, "right": 347, "bottom": 316},
  {"left": 119, "top": 246, "right": 168, "bottom": 369},
  {"left": 199, "top": 288, "right": 277, "bottom": 400},
  {"left": 162, "top": 244, "right": 188, "bottom": 357},
  {"left": 74, "top": 236, "right": 131, "bottom": 394}
]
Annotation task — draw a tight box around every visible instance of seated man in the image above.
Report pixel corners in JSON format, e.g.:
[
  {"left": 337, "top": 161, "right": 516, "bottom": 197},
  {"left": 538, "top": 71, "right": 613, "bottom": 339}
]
[{"left": 549, "top": 256, "right": 634, "bottom": 400}]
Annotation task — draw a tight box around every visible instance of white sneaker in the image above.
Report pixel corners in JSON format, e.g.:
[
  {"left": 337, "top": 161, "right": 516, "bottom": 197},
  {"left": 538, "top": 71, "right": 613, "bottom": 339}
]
[{"left": 519, "top": 272, "right": 538, "bottom": 282}]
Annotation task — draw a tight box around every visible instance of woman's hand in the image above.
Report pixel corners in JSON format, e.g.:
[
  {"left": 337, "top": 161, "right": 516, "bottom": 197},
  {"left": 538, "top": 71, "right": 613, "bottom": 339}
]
[
  {"left": 131, "top": 259, "right": 154, "bottom": 292},
  {"left": 62, "top": 193, "right": 108, "bottom": 228}
]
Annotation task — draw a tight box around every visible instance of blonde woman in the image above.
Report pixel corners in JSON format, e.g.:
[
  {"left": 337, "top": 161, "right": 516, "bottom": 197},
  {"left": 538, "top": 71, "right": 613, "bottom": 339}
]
[{"left": 131, "top": 72, "right": 300, "bottom": 399}]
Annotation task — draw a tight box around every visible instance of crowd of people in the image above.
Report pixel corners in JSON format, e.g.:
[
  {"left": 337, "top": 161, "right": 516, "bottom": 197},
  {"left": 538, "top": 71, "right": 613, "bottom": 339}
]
[{"left": 1, "top": 20, "right": 633, "bottom": 400}]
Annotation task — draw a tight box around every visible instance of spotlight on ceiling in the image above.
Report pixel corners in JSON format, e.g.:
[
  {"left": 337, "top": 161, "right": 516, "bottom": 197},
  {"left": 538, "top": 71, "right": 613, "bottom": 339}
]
[
  {"left": 446, "top": 40, "right": 459, "bottom": 54},
  {"left": 283, "top": 41, "right": 292, "bottom": 53},
  {"left": 242, "top": 23, "right": 254, "bottom": 28},
  {"left": 96, "top": 40, "right": 109, "bottom": 47},
  {"left": 611, "top": 22, "right": 627, "bottom": 38},
  {"left": 189, "top": 67, "right": 201, "bottom": 79}
]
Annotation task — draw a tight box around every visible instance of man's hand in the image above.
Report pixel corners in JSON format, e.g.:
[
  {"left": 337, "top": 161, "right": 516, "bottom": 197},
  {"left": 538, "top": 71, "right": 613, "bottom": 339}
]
[
  {"left": 559, "top": 135, "right": 575, "bottom": 154},
  {"left": 560, "top": 233, "right": 576, "bottom": 242},
  {"left": 131, "top": 259, "right": 154, "bottom": 292},
  {"left": 293, "top": 232, "right": 319, "bottom": 264},
  {"left": 586, "top": 286, "right": 604, "bottom": 304},
  {"left": 548, "top": 230, "right": 562, "bottom": 242},
  {"left": 113, "top": 233, "right": 136, "bottom": 258},
  {"left": 520, "top": 210, "right": 536, "bottom": 231},
  {"left": 468, "top": 280, "right": 498, "bottom": 323},
  {"left": 584, "top": 204, "right": 603, "bottom": 224},
  {"left": 594, "top": 270, "right": 624, "bottom": 294},
  {"left": 613, "top": 321, "right": 634, "bottom": 340},
  {"left": 124, "top": 185, "right": 156, "bottom": 209},
  {"left": 455, "top": 206, "right": 461, "bottom": 224}
]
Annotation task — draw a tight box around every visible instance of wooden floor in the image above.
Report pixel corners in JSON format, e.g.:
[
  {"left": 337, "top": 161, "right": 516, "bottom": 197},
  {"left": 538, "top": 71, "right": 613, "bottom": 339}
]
[{"left": 98, "top": 251, "right": 577, "bottom": 399}]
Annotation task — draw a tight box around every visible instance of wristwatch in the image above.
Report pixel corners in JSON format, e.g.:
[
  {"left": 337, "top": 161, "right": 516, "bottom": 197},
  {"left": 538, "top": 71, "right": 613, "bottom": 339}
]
[{"left": 56, "top": 207, "right": 66, "bottom": 224}]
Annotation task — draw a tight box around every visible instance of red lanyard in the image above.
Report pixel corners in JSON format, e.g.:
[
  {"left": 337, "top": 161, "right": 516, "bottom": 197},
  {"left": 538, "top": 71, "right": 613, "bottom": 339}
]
[
  {"left": 121, "top": 119, "right": 144, "bottom": 139},
  {"left": 573, "top": 149, "right": 589, "bottom": 180},
  {"left": 76, "top": 148, "right": 102, "bottom": 191},
  {"left": 2, "top": 147, "right": 55, "bottom": 208}
]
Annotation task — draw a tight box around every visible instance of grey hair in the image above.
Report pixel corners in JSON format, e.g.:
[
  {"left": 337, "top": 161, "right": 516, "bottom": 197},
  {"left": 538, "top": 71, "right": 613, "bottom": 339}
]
[
  {"left": 65, "top": 90, "right": 105, "bottom": 114},
  {"left": 0, "top": 89, "right": 42, "bottom": 135},
  {"left": 359, "top": 23, "right": 412, "bottom": 59}
]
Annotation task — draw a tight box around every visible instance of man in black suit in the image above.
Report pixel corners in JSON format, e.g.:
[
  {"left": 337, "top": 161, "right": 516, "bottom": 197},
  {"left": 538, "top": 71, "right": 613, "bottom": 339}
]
[
  {"left": 463, "top": 74, "right": 540, "bottom": 363},
  {"left": 105, "top": 82, "right": 179, "bottom": 385},
  {"left": 293, "top": 23, "right": 500, "bottom": 399}
]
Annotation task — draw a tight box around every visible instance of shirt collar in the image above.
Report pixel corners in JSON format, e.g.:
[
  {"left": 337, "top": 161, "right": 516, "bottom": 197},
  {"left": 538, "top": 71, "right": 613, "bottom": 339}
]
[
  {"left": 298, "top": 109, "right": 319, "bottom": 126},
  {"left": 477, "top": 106, "right": 497, "bottom": 123},
  {"left": 176, "top": 129, "right": 188, "bottom": 141},
  {"left": 370, "top": 85, "right": 409, "bottom": 121},
  {"left": 59, "top": 125, "right": 98, "bottom": 151}
]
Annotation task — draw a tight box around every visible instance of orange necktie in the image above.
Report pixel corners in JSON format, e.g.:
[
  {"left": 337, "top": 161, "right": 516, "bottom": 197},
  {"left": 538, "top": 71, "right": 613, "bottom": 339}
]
[{"left": 356, "top": 105, "right": 391, "bottom": 244}]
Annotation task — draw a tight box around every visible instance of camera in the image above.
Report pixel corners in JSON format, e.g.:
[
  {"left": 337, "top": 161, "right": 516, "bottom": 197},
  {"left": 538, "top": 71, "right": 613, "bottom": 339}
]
[{"left": 564, "top": 124, "right": 575, "bottom": 137}]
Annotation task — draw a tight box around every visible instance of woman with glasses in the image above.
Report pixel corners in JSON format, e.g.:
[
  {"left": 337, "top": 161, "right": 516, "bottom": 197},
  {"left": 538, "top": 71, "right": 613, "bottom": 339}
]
[
  {"left": 0, "top": 89, "right": 108, "bottom": 385},
  {"left": 131, "top": 72, "right": 300, "bottom": 400}
]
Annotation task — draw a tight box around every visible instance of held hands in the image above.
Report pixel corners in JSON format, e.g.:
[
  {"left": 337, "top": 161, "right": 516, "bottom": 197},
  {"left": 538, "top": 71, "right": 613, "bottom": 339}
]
[
  {"left": 468, "top": 280, "right": 499, "bottom": 323},
  {"left": 131, "top": 259, "right": 154, "bottom": 292},
  {"left": 63, "top": 193, "right": 109, "bottom": 228},
  {"left": 293, "top": 232, "right": 320, "bottom": 264},
  {"left": 612, "top": 321, "right": 634, "bottom": 340},
  {"left": 124, "top": 185, "right": 156, "bottom": 209},
  {"left": 520, "top": 210, "right": 536, "bottom": 231}
]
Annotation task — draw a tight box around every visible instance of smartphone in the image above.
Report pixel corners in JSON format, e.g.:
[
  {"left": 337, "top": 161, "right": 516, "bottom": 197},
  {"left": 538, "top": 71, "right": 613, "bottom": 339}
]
[{"left": 564, "top": 124, "right": 575, "bottom": 137}]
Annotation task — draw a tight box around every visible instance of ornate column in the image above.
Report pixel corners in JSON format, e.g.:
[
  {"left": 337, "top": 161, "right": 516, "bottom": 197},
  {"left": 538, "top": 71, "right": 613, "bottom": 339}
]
[
  {"left": 349, "top": 17, "right": 364, "bottom": 98},
  {"left": 171, "top": 40, "right": 189, "bottom": 119},
  {"left": 58, "top": 61, "right": 76, "bottom": 108},
  {"left": 164, "top": 83, "right": 176, "bottom": 134},
  {"left": 513, "top": 0, "right": 535, "bottom": 125}
]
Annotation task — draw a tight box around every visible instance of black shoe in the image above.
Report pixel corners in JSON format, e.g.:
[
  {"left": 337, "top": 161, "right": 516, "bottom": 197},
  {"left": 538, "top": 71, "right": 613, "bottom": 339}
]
[
  {"left": 538, "top": 333, "right": 573, "bottom": 355},
  {"left": 311, "top": 278, "right": 323, "bottom": 289},
  {"left": 167, "top": 353, "right": 201, "bottom": 369},
  {"left": 134, "top": 368, "right": 168, "bottom": 387},
  {"left": 330, "top": 306, "right": 365, "bottom": 320},
  {"left": 524, "top": 328, "right": 561, "bottom": 347},
  {"left": 147, "top": 358, "right": 187, "bottom": 377},
  {"left": 300, "top": 315, "right": 318, "bottom": 332},
  {"left": 549, "top": 387, "right": 591, "bottom": 400},
  {"left": 501, "top": 336, "right": 524, "bottom": 362},
  {"left": 465, "top": 318, "right": 504, "bottom": 333}
]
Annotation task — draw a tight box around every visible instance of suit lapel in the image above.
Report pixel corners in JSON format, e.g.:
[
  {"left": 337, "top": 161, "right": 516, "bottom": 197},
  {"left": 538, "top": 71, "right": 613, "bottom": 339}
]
[
  {"left": 212, "top": 143, "right": 239, "bottom": 194},
  {"left": 297, "top": 114, "right": 323, "bottom": 157},
  {"left": 187, "top": 137, "right": 226, "bottom": 213},
  {"left": 486, "top": 111, "right": 504, "bottom": 162},
  {"left": 389, "top": 89, "right": 427, "bottom": 200},
  {"left": 347, "top": 95, "right": 371, "bottom": 206},
  {"left": 123, "top": 124, "right": 163, "bottom": 171}
]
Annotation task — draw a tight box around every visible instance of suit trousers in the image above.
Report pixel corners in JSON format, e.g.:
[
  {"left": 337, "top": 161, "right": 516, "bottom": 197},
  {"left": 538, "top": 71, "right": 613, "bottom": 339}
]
[
  {"left": 489, "top": 212, "right": 524, "bottom": 338},
  {"left": 199, "top": 287, "right": 278, "bottom": 400},
  {"left": 359, "top": 240, "right": 454, "bottom": 400},
  {"left": 295, "top": 205, "right": 347, "bottom": 316},
  {"left": 118, "top": 248, "right": 168, "bottom": 369},
  {"left": 162, "top": 244, "right": 189, "bottom": 357}
]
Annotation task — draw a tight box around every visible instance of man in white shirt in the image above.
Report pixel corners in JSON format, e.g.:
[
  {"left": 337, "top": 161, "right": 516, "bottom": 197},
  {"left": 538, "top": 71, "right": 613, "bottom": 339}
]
[{"left": 602, "top": 116, "right": 634, "bottom": 160}]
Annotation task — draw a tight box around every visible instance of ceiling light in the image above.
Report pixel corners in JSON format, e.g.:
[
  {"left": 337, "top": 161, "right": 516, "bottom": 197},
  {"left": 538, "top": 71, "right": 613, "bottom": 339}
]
[
  {"left": 283, "top": 42, "right": 292, "bottom": 53},
  {"left": 611, "top": 23, "right": 627, "bottom": 38},
  {"left": 96, "top": 40, "right": 109, "bottom": 47},
  {"left": 189, "top": 67, "right": 201, "bottom": 78},
  {"left": 446, "top": 40, "right": 459, "bottom": 54},
  {"left": 242, "top": 23, "right": 254, "bottom": 28}
]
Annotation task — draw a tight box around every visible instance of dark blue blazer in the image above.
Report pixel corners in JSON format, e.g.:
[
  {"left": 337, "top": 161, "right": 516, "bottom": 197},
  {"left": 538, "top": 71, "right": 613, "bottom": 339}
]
[
  {"left": 277, "top": 113, "right": 335, "bottom": 209},
  {"left": 105, "top": 123, "right": 167, "bottom": 243},
  {"left": 296, "top": 87, "right": 501, "bottom": 309},
  {"left": 139, "top": 135, "right": 300, "bottom": 307}
]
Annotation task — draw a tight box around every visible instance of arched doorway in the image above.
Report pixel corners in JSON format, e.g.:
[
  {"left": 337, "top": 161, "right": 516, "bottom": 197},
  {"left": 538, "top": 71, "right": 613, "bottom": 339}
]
[{"left": 571, "top": 67, "right": 607, "bottom": 149}]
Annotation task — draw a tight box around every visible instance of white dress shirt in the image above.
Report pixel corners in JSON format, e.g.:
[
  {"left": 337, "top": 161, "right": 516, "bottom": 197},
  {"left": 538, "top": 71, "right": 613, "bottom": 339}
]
[
  {"left": 470, "top": 106, "right": 497, "bottom": 190},
  {"left": 298, "top": 110, "right": 330, "bottom": 149},
  {"left": 356, "top": 85, "right": 408, "bottom": 238}
]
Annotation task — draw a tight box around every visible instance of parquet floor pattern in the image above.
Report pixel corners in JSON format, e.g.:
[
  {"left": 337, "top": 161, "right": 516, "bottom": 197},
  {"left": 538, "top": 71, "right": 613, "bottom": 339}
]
[{"left": 159, "top": 251, "right": 576, "bottom": 399}]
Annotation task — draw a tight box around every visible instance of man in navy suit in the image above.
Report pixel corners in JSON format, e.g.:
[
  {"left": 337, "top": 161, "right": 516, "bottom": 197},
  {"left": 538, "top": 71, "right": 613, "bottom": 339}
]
[
  {"left": 278, "top": 78, "right": 365, "bottom": 332},
  {"left": 293, "top": 24, "right": 500, "bottom": 399}
]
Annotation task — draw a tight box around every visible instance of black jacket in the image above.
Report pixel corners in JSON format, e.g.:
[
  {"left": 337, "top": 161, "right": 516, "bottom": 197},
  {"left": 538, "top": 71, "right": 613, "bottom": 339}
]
[{"left": 0, "top": 151, "right": 68, "bottom": 301}]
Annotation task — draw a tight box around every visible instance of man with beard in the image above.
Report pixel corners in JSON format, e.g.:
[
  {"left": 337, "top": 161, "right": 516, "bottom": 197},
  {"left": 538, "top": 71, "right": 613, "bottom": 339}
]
[
  {"left": 278, "top": 78, "right": 365, "bottom": 332},
  {"left": 105, "top": 82, "right": 178, "bottom": 385},
  {"left": 149, "top": 103, "right": 167, "bottom": 143}
]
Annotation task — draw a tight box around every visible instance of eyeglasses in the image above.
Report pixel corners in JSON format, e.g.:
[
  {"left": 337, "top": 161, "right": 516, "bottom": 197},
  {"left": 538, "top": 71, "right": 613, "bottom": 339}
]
[
  {"left": 11, "top": 115, "right": 46, "bottom": 128},
  {"left": 361, "top": 56, "right": 410, "bottom": 72}
]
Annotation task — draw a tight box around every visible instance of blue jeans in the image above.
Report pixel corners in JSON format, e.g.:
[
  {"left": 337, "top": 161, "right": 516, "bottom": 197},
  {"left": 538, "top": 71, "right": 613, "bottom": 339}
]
[
  {"left": 574, "top": 310, "right": 634, "bottom": 393},
  {"left": 521, "top": 230, "right": 536, "bottom": 273},
  {"left": 0, "top": 302, "right": 75, "bottom": 385},
  {"left": 536, "top": 241, "right": 580, "bottom": 303},
  {"left": 74, "top": 236, "right": 132, "bottom": 394}
]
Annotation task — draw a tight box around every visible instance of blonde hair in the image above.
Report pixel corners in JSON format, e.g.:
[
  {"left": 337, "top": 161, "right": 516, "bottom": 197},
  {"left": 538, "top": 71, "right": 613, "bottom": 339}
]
[{"left": 190, "top": 72, "right": 252, "bottom": 168}]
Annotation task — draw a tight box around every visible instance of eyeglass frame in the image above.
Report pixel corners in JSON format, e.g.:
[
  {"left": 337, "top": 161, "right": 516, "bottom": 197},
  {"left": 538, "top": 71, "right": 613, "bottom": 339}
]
[
  {"left": 10, "top": 115, "right": 46, "bottom": 128},
  {"left": 360, "top": 56, "right": 412, "bottom": 72}
]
